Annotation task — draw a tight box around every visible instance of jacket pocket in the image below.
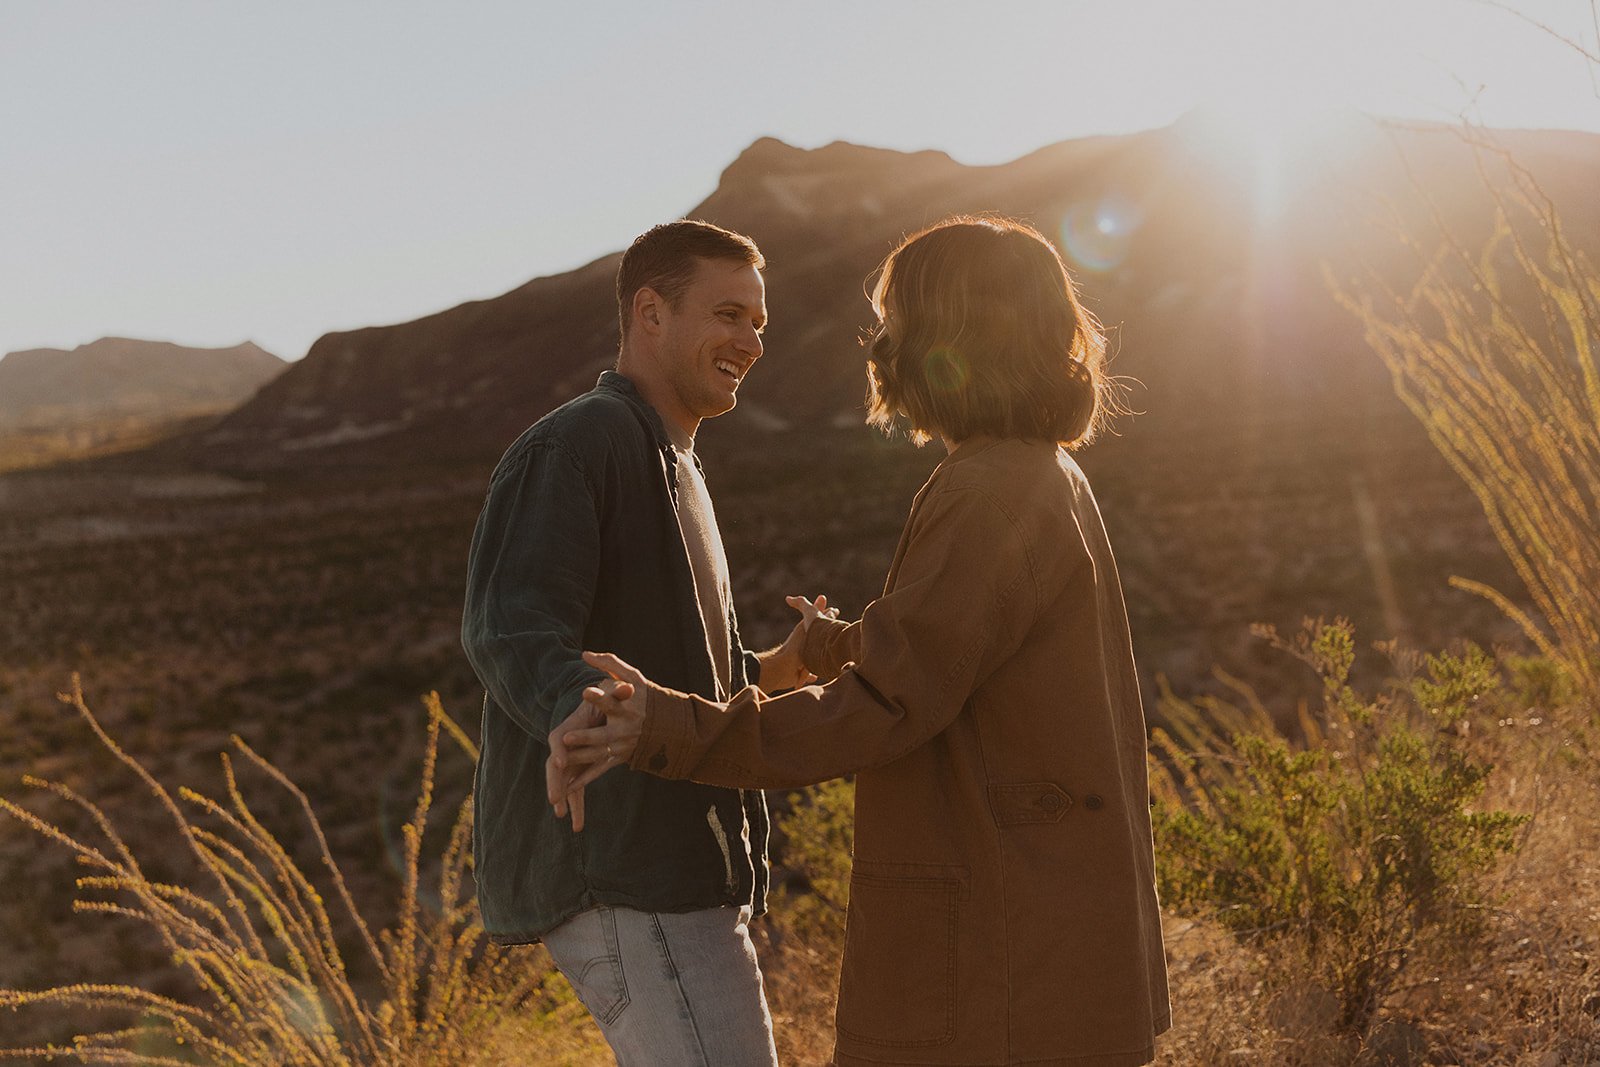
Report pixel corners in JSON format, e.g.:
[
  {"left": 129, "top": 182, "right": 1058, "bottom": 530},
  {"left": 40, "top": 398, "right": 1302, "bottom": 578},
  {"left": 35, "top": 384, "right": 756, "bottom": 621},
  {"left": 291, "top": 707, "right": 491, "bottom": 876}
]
[
  {"left": 989, "top": 781, "right": 1073, "bottom": 826},
  {"left": 836, "top": 862, "right": 968, "bottom": 1048}
]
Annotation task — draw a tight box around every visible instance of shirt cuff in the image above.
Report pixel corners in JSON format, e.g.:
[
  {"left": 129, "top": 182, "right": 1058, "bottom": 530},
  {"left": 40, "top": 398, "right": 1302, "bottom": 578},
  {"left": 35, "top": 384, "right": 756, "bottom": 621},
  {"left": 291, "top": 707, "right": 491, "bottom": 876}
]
[{"left": 631, "top": 683, "right": 695, "bottom": 778}]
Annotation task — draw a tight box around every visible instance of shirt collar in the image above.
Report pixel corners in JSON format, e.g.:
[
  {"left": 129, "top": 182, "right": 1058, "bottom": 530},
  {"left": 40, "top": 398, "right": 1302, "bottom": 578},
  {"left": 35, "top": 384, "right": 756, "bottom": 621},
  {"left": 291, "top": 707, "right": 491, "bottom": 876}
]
[{"left": 596, "top": 369, "right": 679, "bottom": 452}]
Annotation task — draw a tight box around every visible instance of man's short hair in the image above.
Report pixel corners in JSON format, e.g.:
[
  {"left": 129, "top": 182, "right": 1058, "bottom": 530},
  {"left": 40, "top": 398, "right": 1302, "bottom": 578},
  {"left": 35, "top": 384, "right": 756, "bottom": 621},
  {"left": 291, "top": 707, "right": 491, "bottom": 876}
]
[
  {"left": 616, "top": 220, "right": 765, "bottom": 339},
  {"left": 866, "top": 215, "right": 1115, "bottom": 448}
]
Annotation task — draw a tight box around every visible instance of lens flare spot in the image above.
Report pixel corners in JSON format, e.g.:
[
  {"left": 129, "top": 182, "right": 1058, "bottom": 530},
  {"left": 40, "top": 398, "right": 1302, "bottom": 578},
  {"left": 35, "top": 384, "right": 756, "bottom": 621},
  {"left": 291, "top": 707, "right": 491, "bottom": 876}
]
[
  {"left": 925, "top": 346, "right": 969, "bottom": 393},
  {"left": 1061, "top": 196, "right": 1141, "bottom": 272}
]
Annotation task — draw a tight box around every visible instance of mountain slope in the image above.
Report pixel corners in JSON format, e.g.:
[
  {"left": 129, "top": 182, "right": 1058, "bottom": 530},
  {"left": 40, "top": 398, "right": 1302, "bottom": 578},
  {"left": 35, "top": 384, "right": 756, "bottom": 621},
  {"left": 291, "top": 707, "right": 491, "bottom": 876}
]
[
  {"left": 181, "top": 117, "right": 1600, "bottom": 468},
  {"left": 0, "top": 338, "right": 285, "bottom": 430}
]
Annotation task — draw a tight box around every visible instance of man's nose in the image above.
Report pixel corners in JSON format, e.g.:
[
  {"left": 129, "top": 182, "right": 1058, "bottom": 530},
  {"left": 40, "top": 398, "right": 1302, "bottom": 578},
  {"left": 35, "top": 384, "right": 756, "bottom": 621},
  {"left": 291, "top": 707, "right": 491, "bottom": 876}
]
[{"left": 738, "top": 323, "right": 763, "bottom": 359}]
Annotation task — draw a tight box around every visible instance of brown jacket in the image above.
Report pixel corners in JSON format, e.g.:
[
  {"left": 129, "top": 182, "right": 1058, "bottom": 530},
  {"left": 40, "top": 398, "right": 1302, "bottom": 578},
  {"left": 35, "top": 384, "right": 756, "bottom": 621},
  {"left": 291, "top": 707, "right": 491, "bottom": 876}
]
[{"left": 632, "top": 438, "right": 1171, "bottom": 1065}]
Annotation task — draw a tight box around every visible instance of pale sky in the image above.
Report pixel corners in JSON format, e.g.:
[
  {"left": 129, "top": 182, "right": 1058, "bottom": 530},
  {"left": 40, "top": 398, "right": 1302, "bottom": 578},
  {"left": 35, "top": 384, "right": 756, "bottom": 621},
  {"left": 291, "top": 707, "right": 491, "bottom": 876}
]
[{"left": 3, "top": 0, "right": 1597, "bottom": 363}]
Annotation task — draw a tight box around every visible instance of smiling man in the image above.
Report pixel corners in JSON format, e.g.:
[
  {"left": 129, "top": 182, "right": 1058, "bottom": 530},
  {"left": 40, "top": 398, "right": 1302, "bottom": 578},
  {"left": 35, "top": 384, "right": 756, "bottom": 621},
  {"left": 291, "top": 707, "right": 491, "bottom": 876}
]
[{"left": 461, "top": 220, "right": 807, "bottom": 1065}]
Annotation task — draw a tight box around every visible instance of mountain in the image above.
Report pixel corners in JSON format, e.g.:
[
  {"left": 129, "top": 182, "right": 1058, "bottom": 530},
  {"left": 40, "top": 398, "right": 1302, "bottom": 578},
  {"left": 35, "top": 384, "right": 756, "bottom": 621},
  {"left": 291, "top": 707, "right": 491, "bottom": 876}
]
[
  {"left": 0, "top": 337, "right": 285, "bottom": 431},
  {"left": 132, "top": 116, "right": 1600, "bottom": 697},
  {"left": 178, "top": 115, "right": 1600, "bottom": 468}
]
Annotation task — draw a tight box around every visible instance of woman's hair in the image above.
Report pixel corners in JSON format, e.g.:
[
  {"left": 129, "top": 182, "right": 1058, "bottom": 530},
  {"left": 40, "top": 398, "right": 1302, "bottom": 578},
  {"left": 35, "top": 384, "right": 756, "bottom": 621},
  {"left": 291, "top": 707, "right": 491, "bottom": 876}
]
[{"left": 866, "top": 215, "right": 1116, "bottom": 448}]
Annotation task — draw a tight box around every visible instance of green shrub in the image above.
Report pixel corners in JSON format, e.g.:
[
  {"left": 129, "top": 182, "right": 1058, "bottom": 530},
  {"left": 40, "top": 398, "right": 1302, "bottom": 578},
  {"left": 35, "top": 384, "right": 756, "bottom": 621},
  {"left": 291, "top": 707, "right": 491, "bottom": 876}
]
[
  {"left": 1502, "top": 652, "right": 1580, "bottom": 713},
  {"left": 1150, "top": 619, "right": 1527, "bottom": 1032},
  {"left": 770, "top": 777, "right": 855, "bottom": 948}
]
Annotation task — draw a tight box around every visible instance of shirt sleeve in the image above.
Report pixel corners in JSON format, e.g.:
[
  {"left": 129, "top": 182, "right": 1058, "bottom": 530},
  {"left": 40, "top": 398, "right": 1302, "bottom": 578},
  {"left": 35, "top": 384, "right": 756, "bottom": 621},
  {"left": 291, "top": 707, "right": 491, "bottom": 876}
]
[
  {"left": 742, "top": 648, "right": 763, "bottom": 689},
  {"left": 461, "top": 440, "right": 607, "bottom": 744},
  {"left": 630, "top": 484, "right": 1040, "bottom": 788}
]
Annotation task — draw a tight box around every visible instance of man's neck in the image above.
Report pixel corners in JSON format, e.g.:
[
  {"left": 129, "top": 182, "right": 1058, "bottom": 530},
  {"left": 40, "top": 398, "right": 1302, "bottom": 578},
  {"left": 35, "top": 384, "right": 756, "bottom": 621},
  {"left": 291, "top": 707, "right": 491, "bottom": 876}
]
[
  {"left": 662, "top": 416, "right": 695, "bottom": 452},
  {"left": 615, "top": 353, "right": 698, "bottom": 448}
]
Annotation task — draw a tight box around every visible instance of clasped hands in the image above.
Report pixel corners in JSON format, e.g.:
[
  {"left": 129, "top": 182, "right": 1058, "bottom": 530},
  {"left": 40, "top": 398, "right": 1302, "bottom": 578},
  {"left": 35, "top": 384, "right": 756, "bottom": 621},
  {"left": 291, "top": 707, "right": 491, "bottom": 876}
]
[{"left": 546, "top": 594, "right": 834, "bottom": 831}]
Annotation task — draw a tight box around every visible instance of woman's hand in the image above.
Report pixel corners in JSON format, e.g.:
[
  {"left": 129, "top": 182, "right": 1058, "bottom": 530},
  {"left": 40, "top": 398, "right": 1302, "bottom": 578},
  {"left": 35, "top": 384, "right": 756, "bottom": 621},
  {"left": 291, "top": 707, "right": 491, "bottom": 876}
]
[{"left": 545, "top": 651, "right": 651, "bottom": 831}]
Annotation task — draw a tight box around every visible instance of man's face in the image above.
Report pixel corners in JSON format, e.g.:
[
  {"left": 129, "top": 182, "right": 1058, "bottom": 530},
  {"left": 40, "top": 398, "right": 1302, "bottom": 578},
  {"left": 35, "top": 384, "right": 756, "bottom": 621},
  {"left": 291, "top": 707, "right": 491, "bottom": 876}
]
[{"left": 653, "top": 258, "right": 766, "bottom": 429}]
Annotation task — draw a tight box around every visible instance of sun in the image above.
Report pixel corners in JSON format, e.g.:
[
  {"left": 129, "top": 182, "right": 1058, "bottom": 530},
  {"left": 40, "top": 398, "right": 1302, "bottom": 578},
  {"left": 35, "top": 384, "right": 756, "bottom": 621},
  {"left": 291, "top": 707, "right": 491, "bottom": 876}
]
[
  {"left": 1175, "top": 28, "right": 1374, "bottom": 221},
  {"left": 1178, "top": 105, "right": 1367, "bottom": 222}
]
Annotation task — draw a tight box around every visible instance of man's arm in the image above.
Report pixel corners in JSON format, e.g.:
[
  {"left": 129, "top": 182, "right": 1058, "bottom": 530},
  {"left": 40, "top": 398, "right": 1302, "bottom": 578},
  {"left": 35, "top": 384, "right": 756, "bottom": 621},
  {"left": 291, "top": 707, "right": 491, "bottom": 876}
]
[{"left": 461, "top": 439, "right": 607, "bottom": 743}]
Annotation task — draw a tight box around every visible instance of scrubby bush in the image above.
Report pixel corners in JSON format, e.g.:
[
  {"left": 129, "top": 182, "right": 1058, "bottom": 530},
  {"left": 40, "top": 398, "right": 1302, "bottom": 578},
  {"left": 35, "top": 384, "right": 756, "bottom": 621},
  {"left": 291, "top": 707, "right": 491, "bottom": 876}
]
[{"left": 1149, "top": 619, "right": 1527, "bottom": 1033}]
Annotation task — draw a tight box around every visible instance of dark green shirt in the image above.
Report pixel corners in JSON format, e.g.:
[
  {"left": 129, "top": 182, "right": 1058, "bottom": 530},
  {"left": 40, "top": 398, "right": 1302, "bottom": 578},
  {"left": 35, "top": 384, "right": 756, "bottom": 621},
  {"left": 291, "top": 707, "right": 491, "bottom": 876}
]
[{"left": 461, "top": 371, "right": 769, "bottom": 942}]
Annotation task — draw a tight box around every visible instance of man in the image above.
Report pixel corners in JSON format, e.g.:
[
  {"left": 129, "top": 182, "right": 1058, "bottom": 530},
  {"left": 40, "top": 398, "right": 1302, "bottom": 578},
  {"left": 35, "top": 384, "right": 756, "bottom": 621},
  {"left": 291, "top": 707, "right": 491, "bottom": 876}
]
[{"left": 461, "top": 220, "right": 809, "bottom": 1065}]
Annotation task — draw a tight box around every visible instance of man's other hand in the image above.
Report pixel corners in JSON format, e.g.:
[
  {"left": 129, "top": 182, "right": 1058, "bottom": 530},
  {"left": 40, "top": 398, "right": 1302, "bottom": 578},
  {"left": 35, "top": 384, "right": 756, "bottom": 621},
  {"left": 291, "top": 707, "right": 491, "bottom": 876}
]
[
  {"left": 757, "top": 593, "right": 835, "bottom": 692},
  {"left": 785, "top": 593, "right": 835, "bottom": 629}
]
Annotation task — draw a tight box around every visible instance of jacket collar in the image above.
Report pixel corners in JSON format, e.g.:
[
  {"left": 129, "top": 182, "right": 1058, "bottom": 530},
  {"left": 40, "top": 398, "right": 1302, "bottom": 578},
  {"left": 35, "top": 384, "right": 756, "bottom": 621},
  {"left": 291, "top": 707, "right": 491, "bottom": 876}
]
[
  {"left": 596, "top": 370, "right": 675, "bottom": 453},
  {"left": 937, "top": 435, "right": 1006, "bottom": 471}
]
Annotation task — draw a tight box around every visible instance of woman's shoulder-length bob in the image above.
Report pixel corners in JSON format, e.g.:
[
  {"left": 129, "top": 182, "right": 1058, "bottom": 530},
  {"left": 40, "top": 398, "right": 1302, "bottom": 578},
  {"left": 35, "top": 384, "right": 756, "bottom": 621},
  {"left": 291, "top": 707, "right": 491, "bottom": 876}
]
[{"left": 866, "top": 215, "right": 1117, "bottom": 449}]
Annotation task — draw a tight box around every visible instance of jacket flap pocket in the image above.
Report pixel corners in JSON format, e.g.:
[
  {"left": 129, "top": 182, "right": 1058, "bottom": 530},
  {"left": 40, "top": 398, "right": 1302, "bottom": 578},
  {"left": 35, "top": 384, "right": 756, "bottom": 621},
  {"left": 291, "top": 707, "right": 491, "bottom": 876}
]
[
  {"left": 989, "top": 782, "right": 1072, "bottom": 826},
  {"left": 850, "top": 859, "right": 972, "bottom": 902}
]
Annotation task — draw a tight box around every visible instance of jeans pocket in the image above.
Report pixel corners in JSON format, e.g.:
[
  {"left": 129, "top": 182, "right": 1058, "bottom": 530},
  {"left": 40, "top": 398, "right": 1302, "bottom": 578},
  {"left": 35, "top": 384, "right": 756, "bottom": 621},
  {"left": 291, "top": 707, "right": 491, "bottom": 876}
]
[
  {"left": 835, "top": 864, "right": 966, "bottom": 1048},
  {"left": 548, "top": 906, "right": 631, "bottom": 1026}
]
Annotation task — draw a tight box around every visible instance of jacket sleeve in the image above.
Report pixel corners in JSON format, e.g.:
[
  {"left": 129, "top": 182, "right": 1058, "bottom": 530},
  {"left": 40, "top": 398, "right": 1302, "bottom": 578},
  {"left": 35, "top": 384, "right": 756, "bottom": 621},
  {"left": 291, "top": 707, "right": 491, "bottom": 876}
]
[
  {"left": 630, "top": 484, "right": 1041, "bottom": 788},
  {"left": 461, "top": 439, "right": 607, "bottom": 744},
  {"left": 801, "top": 616, "right": 863, "bottom": 682}
]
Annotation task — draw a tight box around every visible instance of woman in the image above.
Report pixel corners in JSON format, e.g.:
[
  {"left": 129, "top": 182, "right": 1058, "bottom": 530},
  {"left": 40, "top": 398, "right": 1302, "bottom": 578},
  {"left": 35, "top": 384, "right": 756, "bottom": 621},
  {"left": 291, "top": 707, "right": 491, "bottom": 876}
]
[{"left": 550, "top": 216, "right": 1170, "bottom": 1066}]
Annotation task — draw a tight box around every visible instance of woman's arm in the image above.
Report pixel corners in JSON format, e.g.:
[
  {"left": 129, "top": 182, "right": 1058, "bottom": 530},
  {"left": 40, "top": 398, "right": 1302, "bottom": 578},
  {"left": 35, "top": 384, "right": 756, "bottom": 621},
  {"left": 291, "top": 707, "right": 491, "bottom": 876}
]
[
  {"left": 801, "top": 615, "right": 862, "bottom": 683},
  {"left": 557, "top": 483, "right": 1044, "bottom": 793}
]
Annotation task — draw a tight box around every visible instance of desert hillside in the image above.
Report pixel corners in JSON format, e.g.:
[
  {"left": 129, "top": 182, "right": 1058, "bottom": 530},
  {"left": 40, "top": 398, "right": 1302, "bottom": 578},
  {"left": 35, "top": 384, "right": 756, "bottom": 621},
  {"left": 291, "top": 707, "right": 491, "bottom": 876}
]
[
  {"left": 0, "top": 337, "right": 284, "bottom": 430},
  {"left": 0, "top": 338, "right": 285, "bottom": 471}
]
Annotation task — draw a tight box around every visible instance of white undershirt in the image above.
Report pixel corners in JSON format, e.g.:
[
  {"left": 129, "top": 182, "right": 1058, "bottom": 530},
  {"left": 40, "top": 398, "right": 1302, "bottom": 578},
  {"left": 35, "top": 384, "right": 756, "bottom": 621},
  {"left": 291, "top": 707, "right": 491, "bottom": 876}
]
[{"left": 669, "top": 439, "right": 733, "bottom": 699}]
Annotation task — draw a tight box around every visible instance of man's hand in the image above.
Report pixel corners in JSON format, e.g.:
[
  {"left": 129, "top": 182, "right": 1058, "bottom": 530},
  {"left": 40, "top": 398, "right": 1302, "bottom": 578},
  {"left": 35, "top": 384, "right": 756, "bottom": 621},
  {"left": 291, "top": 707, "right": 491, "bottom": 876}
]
[
  {"left": 757, "top": 594, "right": 836, "bottom": 692},
  {"left": 786, "top": 593, "right": 836, "bottom": 629},
  {"left": 546, "top": 652, "right": 654, "bottom": 830},
  {"left": 546, "top": 698, "right": 612, "bottom": 831}
]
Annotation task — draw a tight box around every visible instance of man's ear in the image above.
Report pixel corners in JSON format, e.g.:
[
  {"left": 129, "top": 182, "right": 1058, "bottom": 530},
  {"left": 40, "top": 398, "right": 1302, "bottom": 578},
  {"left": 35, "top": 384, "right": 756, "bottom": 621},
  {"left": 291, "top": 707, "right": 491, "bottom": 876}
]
[{"left": 633, "top": 286, "right": 666, "bottom": 336}]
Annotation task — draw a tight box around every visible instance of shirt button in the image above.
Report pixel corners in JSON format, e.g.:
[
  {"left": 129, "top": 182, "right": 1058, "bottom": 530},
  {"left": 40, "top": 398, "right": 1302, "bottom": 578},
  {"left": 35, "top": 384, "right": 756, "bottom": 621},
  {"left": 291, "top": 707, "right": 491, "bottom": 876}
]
[
  {"left": 1039, "top": 793, "right": 1064, "bottom": 812},
  {"left": 1084, "top": 794, "right": 1105, "bottom": 811}
]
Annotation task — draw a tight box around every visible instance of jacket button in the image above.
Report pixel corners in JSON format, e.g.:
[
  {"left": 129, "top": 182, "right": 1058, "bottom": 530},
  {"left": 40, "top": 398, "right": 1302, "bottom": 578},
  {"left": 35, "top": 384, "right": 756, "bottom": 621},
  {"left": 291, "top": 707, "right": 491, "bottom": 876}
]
[
  {"left": 1038, "top": 793, "right": 1064, "bottom": 812},
  {"left": 1084, "top": 794, "right": 1104, "bottom": 811}
]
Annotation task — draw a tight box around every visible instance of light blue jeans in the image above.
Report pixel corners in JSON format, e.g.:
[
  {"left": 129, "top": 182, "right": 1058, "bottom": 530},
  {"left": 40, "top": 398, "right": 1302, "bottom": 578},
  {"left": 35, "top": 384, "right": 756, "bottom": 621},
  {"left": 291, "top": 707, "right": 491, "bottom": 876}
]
[{"left": 541, "top": 904, "right": 779, "bottom": 1066}]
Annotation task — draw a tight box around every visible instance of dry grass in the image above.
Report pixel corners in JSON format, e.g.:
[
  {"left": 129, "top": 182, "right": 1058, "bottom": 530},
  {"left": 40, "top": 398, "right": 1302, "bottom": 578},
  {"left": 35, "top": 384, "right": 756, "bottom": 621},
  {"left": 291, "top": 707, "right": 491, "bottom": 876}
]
[
  {"left": 1338, "top": 131, "right": 1600, "bottom": 715},
  {"left": 759, "top": 921, "right": 844, "bottom": 1066},
  {"left": 0, "top": 680, "right": 608, "bottom": 1065}
]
